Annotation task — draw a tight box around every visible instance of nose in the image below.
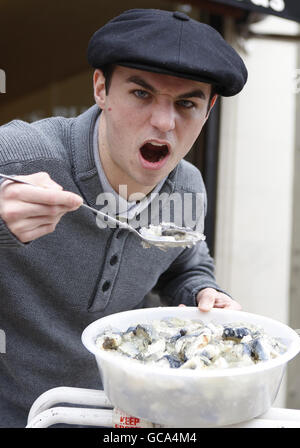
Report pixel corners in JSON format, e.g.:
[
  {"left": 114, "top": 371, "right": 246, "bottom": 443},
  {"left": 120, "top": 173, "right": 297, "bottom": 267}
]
[{"left": 150, "top": 99, "right": 176, "bottom": 133}]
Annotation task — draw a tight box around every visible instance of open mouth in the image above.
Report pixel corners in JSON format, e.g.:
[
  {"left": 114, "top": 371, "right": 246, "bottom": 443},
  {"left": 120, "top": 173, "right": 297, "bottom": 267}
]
[{"left": 139, "top": 142, "right": 169, "bottom": 164}]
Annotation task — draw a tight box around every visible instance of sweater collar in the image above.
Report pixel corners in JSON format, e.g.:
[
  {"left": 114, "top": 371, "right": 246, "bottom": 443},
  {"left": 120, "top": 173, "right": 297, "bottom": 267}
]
[{"left": 71, "top": 105, "right": 103, "bottom": 207}]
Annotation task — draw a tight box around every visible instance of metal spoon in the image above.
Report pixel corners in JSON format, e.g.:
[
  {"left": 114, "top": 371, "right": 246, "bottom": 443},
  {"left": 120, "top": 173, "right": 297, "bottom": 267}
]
[{"left": 0, "top": 173, "right": 205, "bottom": 248}]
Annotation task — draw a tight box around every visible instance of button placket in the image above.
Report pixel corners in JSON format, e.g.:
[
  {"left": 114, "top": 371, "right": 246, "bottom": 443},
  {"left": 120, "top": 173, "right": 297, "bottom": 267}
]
[{"left": 88, "top": 229, "right": 128, "bottom": 312}]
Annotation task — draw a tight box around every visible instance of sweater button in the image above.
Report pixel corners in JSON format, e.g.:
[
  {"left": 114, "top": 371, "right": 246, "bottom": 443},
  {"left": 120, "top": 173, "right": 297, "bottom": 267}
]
[
  {"left": 102, "top": 281, "right": 111, "bottom": 292},
  {"left": 110, "top": 255, "right": 118, "bottom": 266},
  {"left": 116, "top": 229, "right": 126, "bottom": 239}
]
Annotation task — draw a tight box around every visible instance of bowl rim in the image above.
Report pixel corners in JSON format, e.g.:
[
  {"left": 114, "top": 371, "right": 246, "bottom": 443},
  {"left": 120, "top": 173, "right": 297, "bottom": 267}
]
[{"left": 82, "top": 307, "right": 300, "bottom": 378}]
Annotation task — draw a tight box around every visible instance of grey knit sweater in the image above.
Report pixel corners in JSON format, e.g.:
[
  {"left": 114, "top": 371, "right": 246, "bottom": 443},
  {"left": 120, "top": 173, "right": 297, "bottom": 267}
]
[{"left": 0, "top": 105, "right": 222, "bottom": 427}]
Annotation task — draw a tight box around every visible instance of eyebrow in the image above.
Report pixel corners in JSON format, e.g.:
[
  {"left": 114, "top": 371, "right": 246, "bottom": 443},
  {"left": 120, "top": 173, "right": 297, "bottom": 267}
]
[{"left": 126, "top": 75, "right": 207, "bottom": 100}]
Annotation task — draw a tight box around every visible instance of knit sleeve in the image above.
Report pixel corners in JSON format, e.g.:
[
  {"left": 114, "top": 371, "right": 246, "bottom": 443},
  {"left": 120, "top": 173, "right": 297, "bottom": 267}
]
[{"left": 0, "top": 118, "right": 66, "bottom": 249}]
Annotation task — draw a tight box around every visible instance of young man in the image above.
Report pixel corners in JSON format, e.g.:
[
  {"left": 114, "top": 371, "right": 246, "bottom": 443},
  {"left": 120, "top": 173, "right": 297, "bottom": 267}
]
[{"left": 0, "top": 9, "right": 247, "bottom": 427}]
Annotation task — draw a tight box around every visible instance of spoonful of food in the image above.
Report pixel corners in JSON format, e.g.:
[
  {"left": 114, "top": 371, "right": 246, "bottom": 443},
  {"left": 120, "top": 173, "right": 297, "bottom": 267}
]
[{"left": 0, "top": 173, "right": 206, "bottom": 249}]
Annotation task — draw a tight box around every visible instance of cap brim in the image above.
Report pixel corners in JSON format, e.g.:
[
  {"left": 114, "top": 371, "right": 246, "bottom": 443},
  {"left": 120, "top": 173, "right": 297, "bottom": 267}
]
[{"left": 115, "top": 61, "right": 225, "bottom": 95}]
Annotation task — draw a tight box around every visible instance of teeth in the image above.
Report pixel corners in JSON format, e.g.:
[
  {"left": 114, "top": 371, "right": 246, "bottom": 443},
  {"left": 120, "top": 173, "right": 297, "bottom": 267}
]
[{"left": 149, "top": 142, "right": 165, "bottom": 147}]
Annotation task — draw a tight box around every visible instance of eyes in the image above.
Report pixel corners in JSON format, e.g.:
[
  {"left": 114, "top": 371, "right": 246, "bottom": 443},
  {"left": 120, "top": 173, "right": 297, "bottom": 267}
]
[
  {"left": 177, "top": 99, "right": 195, "bottom": 109},
  {"left": 132, "top": 89, "right": 197, "bottom": 110},
  {"left": 133, "top": 89, "right": 150, "bottom": 100}
]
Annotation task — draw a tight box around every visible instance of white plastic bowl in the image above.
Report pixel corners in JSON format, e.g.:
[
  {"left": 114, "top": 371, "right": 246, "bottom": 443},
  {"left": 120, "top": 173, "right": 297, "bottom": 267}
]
[{"left": 82, "top": 307, "right": 300, "bottom": 427}]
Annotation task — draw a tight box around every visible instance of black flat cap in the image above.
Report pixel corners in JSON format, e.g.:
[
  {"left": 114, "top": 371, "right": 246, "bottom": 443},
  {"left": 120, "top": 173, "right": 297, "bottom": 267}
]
[{"left": 87, "top": 9, "right": 247, "bottom": 96}]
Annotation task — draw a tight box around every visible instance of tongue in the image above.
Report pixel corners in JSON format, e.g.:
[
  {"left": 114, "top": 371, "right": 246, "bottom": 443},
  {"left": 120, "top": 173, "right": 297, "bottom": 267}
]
[{"left": 140, "top": 143, "right": 168, "bottom": 163}]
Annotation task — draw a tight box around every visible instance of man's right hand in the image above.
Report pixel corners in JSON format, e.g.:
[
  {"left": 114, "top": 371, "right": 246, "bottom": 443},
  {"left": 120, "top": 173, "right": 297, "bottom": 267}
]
[{"left": 0, "top": 172, "right": 83, "bottom": 243}]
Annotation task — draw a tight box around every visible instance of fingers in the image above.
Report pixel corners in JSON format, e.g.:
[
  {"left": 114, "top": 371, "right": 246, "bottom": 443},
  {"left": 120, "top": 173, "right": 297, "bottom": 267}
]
[
  {"left": 14, "top": 172, "right": 63, "bottom": 189},
  {"left": 2, "top": 172, "right": 64, "bottom": 191},
  {"left": 0, "top": 202, "right": 68, "bottom": 243},
  {"left": 0, "top": 172, "right": 83, "bottom": 242},
  {"left": 213, "top": 296, "right": 242, "bottom": 310},
  {"left": 1, "top": 172, "right": 82, "bottom": 209},
  {"left": 17, "top": 223, "right": 60, "bottom": 243},
  {"left": 8, "top": 212, "right": 65, "bottom": 234},
  {"left": 0, "top": 202, "right": 72, "bottom": 221},
  {"left": 197, "top": 292, "right": 215, "bottom": 311},
  {"left": 2, "top": 182, "right": 82, "bottom": 209},
  {"left": 196, "top": 288, "right": 242, "bottom": 312},
  {"left": 179, "top": 289, "right": 241, "bottom": 312}
]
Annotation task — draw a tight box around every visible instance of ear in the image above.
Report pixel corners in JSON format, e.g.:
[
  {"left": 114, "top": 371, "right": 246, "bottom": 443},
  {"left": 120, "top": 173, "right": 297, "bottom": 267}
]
[
  {"left": 93, "top": 69, "right": 106, "bottom": 109},
  {"left": 205, "top": 94, "right": 218, "bottom": 118},
  {"left": 210, "top": 94, "right": 218, "bottom": 110}
]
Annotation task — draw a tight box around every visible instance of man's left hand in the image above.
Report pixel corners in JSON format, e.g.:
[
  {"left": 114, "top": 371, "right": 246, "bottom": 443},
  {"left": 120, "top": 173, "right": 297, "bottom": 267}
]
[{"left": 196, "top": 287, "right": 241, "bottom": 312}]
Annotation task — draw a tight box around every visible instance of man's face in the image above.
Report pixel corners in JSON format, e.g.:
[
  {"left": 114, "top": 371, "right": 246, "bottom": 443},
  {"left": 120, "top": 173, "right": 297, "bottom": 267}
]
[{"left": 94, "top": 66, "right": 216, "bottom": 197}]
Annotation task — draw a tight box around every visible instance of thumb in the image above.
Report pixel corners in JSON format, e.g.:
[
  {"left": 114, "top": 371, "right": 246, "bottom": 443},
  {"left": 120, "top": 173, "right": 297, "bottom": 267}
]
[{"left": 197, "top": 291, "right": 216, "bottom": 312}]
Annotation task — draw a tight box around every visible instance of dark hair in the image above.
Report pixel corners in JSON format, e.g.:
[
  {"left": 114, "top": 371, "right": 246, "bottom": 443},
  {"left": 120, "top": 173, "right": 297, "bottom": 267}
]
[{"left": 101, "top": 64, "right": 116, "bottom": 94}]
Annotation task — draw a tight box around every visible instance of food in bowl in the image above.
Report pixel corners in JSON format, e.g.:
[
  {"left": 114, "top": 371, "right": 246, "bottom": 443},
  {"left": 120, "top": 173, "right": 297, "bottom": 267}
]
[
  {"left": 95, "top": 317, "right": 287, "bottom": 370},
  {"left": 83, "top": 307, "right": 300, "bottom": 427}
]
